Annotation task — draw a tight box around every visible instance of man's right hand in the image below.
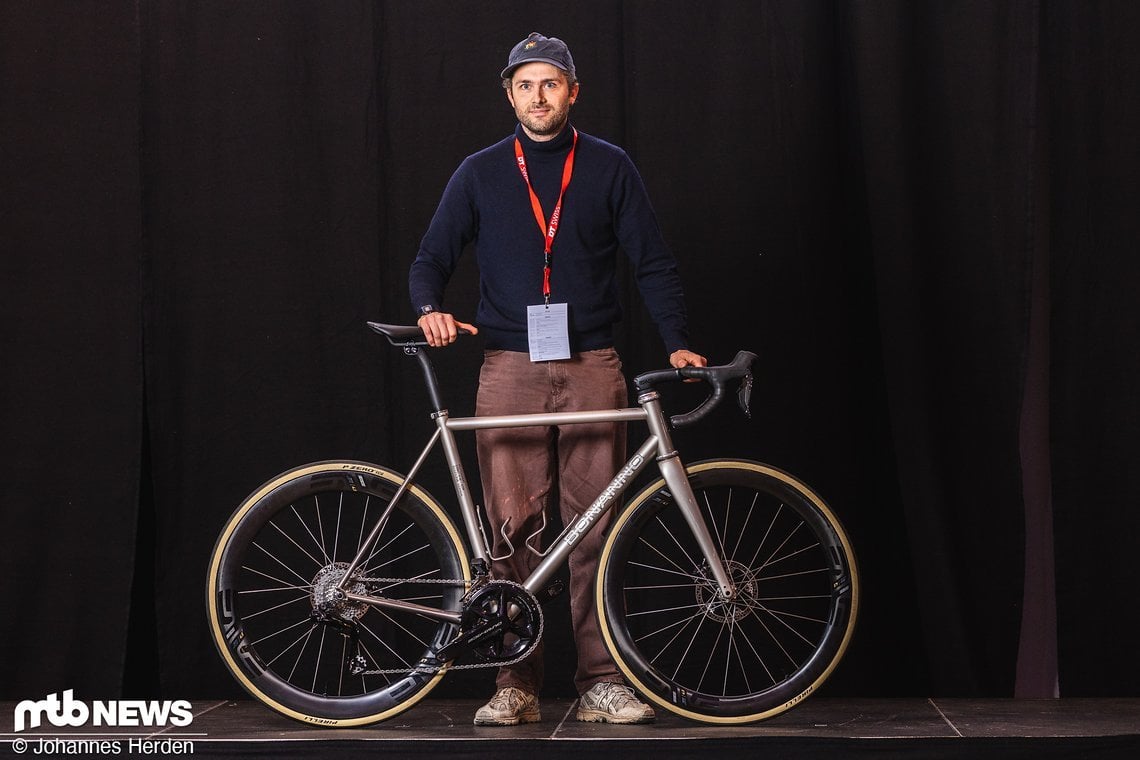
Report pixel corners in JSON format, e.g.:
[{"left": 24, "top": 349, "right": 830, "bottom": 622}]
[{"left": 417, "top": 311, "right": 478, "bottom": 347}]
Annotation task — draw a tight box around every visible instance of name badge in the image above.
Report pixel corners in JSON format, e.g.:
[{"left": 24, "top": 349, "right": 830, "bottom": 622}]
[{"left": 527, "top": 303, "right": 571, "bottom": 361}]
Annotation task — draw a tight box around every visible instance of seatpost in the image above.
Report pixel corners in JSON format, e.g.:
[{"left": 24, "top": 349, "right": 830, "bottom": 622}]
[{"left": 412, "top": 347, "right": 447, "bottom": 413}]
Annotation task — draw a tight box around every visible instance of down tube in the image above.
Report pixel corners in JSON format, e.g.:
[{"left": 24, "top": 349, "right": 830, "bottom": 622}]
[{"left": 523, "top": 436, "right": 659, "bottom": 596}]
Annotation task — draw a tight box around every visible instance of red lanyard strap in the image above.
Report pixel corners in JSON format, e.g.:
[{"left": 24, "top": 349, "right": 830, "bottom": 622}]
[{"left": 514, "top": 129, "right": 578, "bottom": 303}]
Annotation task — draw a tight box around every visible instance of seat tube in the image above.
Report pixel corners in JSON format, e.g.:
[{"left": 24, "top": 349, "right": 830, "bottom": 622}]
[
  {"left": 434, "top": 411, "right": 486, "bottom": 563},
  {"left": 641, "top": 392, "right": 736, "bottom": 599}
]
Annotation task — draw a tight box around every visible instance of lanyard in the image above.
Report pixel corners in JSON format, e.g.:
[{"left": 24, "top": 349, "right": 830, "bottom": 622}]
[{"left": 514, "top": 128, "right": 578, "bottom": 304}]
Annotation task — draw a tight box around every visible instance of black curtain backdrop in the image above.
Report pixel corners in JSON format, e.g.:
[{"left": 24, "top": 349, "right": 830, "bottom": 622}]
[{"left": 2, "top": 0, "right": 1137, "bottom": 704}]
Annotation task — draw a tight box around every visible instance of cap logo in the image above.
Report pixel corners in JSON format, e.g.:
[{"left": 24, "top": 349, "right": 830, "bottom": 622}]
[{"left": 525, "top": 40, "right": 538, "bottom": 50}]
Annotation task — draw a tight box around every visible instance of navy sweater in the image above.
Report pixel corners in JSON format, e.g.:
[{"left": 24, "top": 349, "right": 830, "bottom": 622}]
[{"left": 409, "top": 124, "right": 689, "bottom": 354}]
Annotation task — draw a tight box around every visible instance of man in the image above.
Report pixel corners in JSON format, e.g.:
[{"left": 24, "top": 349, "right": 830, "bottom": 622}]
[{"left": 409, "top": 32, "right": 705, "bottom": 726}]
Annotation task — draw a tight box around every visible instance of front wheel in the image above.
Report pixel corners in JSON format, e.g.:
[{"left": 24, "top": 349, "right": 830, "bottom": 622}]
[
  {"left": 206, "top": 461, "right": 470, "bottom": 726},
  {"left": 597, "top": 460, "right": 858, "bottom": 723}
]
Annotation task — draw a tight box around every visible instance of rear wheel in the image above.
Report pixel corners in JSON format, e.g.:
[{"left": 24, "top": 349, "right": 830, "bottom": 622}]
[
  {"left": 206, "top": 461, "right": 470, "bottom": 726},
  {"left": 597, "top": 460, "right": 858, "bottom": 723}
]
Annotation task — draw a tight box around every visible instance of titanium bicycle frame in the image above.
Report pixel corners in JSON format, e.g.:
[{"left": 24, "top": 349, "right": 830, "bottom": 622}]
[{"left": 334, "top": 346, "right": 738, "bottom": 626}]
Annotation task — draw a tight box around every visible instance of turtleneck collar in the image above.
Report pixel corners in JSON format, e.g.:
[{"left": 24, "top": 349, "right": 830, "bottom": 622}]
[{"left": 515, "top": 122, "right": 575, "bottom": 154}]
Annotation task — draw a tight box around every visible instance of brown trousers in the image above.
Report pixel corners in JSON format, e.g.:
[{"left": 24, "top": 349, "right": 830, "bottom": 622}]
[{"left": 475, "top": 348, "right": 628, "bottom": 696}]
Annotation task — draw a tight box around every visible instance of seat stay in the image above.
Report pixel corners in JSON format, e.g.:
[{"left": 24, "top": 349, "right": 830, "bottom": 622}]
[{"left": 336, "top": 428, "right": 442, "bottom": 587}]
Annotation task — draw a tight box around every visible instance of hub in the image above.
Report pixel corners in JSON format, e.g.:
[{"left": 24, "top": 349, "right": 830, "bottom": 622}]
[{"left": 694, "top": 559, "right": 757, "bottom": 623}]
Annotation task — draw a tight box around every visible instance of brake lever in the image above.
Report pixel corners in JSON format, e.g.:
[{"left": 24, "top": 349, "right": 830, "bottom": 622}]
[{"left": 737, "top": 372, "right": 753, "bottom": 419}]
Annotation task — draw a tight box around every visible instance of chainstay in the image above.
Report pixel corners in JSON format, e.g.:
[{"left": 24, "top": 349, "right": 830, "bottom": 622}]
[{"left": 353, "top": 578, "right": 543, "bottom": 675}]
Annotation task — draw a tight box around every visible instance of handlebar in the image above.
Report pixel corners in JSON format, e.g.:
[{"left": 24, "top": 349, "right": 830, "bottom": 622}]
[{"left": 633, "top": 351, "right": 757, "bottom": 429}]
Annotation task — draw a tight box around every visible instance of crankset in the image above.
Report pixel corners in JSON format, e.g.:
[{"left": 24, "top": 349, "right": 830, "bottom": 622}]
[{"left": 433, "top": 580, "right": 543, "bottom": 666}]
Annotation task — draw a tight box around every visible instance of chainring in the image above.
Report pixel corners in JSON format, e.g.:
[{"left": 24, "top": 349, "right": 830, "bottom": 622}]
[{"left": 459, "top": 579, "right": 544, "bottom": 664}]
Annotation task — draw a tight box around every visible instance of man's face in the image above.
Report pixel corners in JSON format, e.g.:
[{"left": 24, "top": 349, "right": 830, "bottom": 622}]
[{"left": 506, "top": 62, "right": 579, "bottom": 141}]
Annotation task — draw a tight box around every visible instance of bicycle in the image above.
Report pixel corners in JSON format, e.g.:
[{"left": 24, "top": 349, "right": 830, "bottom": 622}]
[{"left": 206, "top": 322, "right": 859, "bottom": 726}]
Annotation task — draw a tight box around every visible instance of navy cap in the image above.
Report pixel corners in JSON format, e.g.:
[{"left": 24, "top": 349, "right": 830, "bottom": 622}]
[{"left": 501, "top": 32, "right": 576, "bottom": 80}]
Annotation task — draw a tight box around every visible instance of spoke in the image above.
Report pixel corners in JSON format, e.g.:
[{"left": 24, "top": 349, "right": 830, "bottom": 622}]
[
  {"left": 670, "top": 606, "right": 710, "bottom": 682},
  {"left": 338, "top": 636, "right": 348, "bottom": 697},
  {"left": 756, "top": 592, "right": 833, "bottom": 602},
  {"left": 238, "top": 581, "right": 313, "bottom": 594},
  {"left": 637, "top": 523, "right": 698, "bottom": 578},
  {"left": 622, "top": 582, "right": 702, "bottom": 591},
  {"left": 696, "top": 616, "right": 727, "bottom": 692},
  {"left": 742, "top": 604, "right": 797, "bottom": 666},
  {"left": 251, "top": 540, "right": 315, "bottom": 587},
  {"left": 644, "top": 611, "right": 705, "bottom": 667},
  {"left": 731, "top": 589, "right": 832, "bottom": 621},
  {"left": 761, "top": 539, "right": 823, "bottom": 572},
  {"left": 702, "top": 489, "right": 729, "bottom": 562},
  {"left": 636, "top": 609, "right": 701, "bottom": 643},
  {"left": 314, "top": 494, "right": 329, "bottom": 567},
  {"left": 269, "top": 519, "right": 325, "bottom": 571},
  {"left": 745, "top": 603, "right": 818, "bottom": 658},
  {"left": 752, "top": 603, "right": 829, "bottom": 629},
  {"left": 332, "top": 492, "right": 344, "bottom": 563},
  {"left": 653, "top": 515, "right": 703, "bottom": 575},
  {"left": 363, "top": 521, "right": 416, "bottom": 569},
  {"left": 240, "top": 592, "right": 310, "bottom": 621},
  {"left": 258, "top": 620, "right": 316, "bottom": 672},
  {"left": 369, "top": 606, "right": 436, "bottom": 649},
  {"left": 627, "top": 560, "right": 701, "bottom": 581},
  {"left": 753, "top": 566, "right": 830, "bottom": 583},
  {"left": 729, "top": 491, "right": 759, "bottom": 563},
  {"left": 358, "top": 616, "right": 419, "bottom": 670},
  {"left": 252, "top": 615, "right": 314, "bottom": 650},
  {"left": 311, "top": 624, "right": 329, "bottom": 693},
  {"left": 367, "top": 541, "right": 432, "bottom": 574},
  {"left": 240, "top": 564, "right": 313, "bottom": 593},
  {"left": 759, "top": 520, "right": 807, "bottom": 572},
  {"left": 734, "top": 614, "right": 777, "bottom": 684},
  {"left": 286, "top": 627, "right": 312, "bottom": 684},
  {"left": 626, "top": 600, "right": 705, "bottom": 618},
  {"left": 357, "top": 494, "right": 372, "bottom": 554},
  {"left": 725, "top": 617, "right": 752, "bottom": 696},
  {"left": 291, "top": 503, "right": 331, "bottom": 567},
  {"left": 748, "top": 502, "right": 783, "bottom": 570}
]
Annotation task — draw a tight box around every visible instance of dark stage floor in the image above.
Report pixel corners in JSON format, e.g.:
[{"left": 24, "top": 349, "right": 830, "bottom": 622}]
[{"left": 3, "top": 698, "right": 1139, "bottom": 759}]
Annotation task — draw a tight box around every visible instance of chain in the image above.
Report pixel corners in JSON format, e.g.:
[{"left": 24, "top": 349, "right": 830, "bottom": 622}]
[{"left": 356, "top": 576, "right": 470, "bottom": 586}]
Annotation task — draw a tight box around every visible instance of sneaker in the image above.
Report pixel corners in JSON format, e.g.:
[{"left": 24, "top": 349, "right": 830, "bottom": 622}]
[
  {"left": 576, "top": 682, "right": 655, "bottom": 724},
  {"left": 473, "top": 687, "right": 541, "bottom": 726}
]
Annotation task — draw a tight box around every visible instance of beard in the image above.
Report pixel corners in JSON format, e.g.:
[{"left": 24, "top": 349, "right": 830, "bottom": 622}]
[{"left": 517, "top": 104, "right": 570, "bottom": 139}]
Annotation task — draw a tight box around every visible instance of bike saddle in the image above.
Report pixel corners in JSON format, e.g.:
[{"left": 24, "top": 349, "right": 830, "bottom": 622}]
[{"left": 367, "top": 322, "right": 426, "bottom": 344}]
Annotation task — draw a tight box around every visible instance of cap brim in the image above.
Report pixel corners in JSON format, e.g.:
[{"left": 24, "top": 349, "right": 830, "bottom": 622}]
[{"left": 500, "top": 57, "right": 571, "bottom": 79}]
